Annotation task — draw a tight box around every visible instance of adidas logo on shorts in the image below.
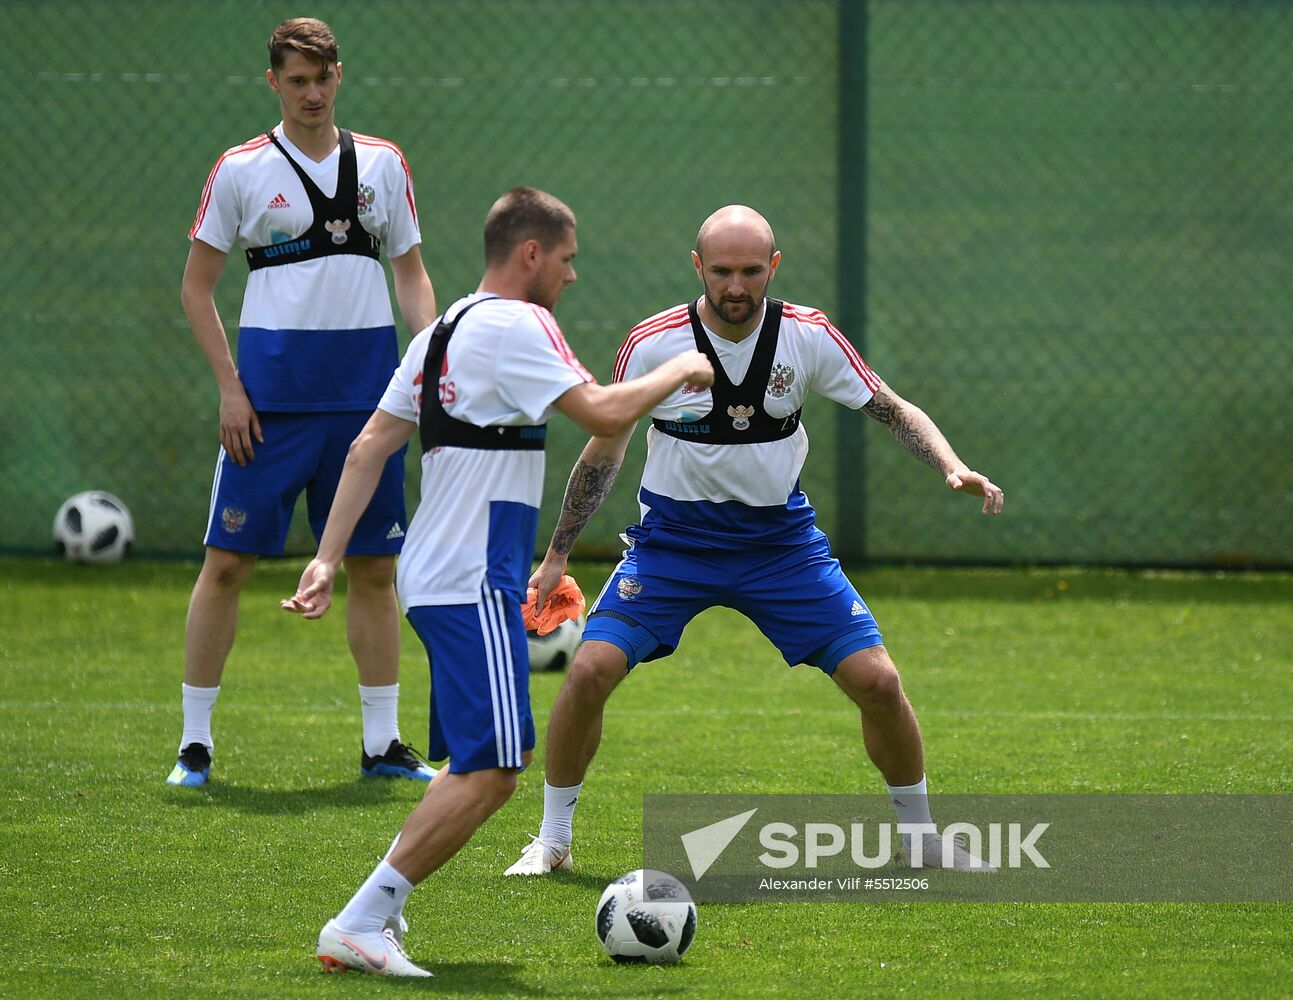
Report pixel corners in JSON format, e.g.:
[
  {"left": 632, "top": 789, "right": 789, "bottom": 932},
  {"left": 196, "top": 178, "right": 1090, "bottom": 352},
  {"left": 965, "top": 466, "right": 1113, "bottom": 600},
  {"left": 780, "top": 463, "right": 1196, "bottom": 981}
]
[
  {"left": 850, "top": 600, "right": 865, "bottom": 617},
  {"left": 386, "top": 522, "right": 405, "bottom": 540}
]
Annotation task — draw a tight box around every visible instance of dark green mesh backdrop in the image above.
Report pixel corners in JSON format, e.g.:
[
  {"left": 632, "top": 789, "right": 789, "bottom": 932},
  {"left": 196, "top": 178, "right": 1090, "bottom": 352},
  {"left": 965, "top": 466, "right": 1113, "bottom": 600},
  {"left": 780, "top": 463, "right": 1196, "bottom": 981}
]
[{"left": 3, "top": 1, "right": 1289, "bottom": 567}]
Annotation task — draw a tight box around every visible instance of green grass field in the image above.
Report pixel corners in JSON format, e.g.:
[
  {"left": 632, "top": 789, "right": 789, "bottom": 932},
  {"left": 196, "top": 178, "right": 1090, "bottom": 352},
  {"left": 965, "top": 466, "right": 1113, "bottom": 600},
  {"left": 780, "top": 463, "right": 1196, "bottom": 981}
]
[{"left": 1, "top": 558, "right": 1289, "bottom": 998}]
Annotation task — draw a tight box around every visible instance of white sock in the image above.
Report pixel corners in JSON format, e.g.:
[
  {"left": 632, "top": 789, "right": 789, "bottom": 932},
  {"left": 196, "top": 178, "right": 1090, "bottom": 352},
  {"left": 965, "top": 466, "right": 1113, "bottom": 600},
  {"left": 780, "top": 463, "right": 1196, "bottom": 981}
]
[
  {"left": 538, "top": 781, "right": 582, "bottom": 847},
  {"left": 359, "top": 684, "right": 401, "bottom": 757},
  {"left": 179, "top": 683, "right": 219, "bottom": 753},
  {"left": 886, "top": 775, "right": 935, "bottom": 838},
  {"left": 335, "top": 860, "right": 413, "bottom": 933}
]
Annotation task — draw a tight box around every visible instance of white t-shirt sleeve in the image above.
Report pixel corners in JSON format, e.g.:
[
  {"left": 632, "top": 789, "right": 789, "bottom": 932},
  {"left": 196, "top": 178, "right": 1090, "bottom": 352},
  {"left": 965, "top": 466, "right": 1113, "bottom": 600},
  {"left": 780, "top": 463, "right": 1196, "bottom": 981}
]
[
  {"left": 806, "top": 313, "right": 882, "bottom": 409},
  {"left": 378, "top": 327, "right": 430, "bottom": 423},
  {"left": 496, "top": 306, "right": 593, "bottom": 422},
  {"left": 382, "top": 148, "right": 421, "bottom": 259},
  {"left": 190, "top": 153, "right": 242, "bottom": 253}
]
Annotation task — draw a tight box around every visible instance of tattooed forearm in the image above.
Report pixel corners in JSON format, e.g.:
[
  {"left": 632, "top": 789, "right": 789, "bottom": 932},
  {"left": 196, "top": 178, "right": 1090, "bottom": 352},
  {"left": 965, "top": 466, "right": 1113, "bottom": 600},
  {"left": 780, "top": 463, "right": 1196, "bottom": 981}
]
[
  {"left": 863, "top": 387, "right": 959, "bottom": 474},
  {"left": 549, "top": 455, "right": 623, "bottom": 556}
]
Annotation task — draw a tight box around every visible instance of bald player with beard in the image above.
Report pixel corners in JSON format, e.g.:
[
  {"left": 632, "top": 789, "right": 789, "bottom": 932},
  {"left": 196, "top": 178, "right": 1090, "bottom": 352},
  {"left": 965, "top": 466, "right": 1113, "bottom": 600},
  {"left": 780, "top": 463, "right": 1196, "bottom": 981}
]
[{"left": 505, "top": 205, "right": 1006, "bottom": 877}]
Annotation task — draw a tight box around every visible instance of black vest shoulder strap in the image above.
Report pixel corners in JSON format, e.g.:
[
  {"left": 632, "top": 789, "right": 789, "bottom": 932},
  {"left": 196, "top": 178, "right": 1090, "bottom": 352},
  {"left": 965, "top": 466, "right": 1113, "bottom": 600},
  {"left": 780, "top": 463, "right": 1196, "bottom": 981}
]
[
  {"left": 418, "top": 298, "right": 548, "bottom": 454},
  {"left": 651, "top": 298, "right": 802, "bottom": 445},
  {"left": 245, "top": 127, "right": 381, "bottom": 271}
]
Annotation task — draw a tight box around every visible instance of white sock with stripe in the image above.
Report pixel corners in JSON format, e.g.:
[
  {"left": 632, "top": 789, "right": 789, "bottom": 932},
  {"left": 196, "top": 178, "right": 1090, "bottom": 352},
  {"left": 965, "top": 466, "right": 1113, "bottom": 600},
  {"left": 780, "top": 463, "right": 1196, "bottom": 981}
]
[
  {"left": 335, "top": 860, "right": 413, "bottom": 933},
  {"left": 539, "top": 781, "right": 582, "bottom": 848},
  {"left": 886, "top": 775, "right": 936, "bottom": 849}
]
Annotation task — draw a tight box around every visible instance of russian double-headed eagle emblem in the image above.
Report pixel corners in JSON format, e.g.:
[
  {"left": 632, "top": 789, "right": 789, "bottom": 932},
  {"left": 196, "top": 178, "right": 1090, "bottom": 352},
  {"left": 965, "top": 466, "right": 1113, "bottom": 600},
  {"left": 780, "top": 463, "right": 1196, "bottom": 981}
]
[
  {"left": 727, "top": 404, "right": 756, "bottom": 431},
  {"left": 767, "top": 362, "right": 796, "bottom": 399}
]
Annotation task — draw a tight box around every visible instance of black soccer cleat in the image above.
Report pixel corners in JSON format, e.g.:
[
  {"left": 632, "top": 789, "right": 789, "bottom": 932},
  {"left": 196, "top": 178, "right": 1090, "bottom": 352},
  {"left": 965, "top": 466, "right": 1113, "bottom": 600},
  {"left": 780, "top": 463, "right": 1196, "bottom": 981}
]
[
  {"left": 361, "top": 740, "right": 436, "bottom": 781},
  {"left": 166, "top": 742, "right": 212, "bottom": 787}
]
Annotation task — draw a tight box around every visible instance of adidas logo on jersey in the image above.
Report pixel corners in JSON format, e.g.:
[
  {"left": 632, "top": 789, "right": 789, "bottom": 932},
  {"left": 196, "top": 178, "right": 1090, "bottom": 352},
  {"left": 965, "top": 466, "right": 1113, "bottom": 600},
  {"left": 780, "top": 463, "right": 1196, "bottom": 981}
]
[
  {"left": 386, "top": 523, "right": 405, "bottom": 540},
  {"left": 850, "top": 600, "right": 865, "bottom": 617},
  {"left": 267, "top": 192, "right": 290, "bottom": 209}
]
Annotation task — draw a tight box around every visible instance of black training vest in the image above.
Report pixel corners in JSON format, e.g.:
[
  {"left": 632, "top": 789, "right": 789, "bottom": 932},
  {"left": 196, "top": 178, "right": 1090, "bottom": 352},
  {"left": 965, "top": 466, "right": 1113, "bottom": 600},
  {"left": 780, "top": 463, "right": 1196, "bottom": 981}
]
[
  {"left": 418, "top": 298, "right": 548, "bottom": 454},
  {"left": 651, "top": 298, "right": 802, "bottom": 445},
  {"left": 245, "top": 128, "right": 381, "bottom": 271}
]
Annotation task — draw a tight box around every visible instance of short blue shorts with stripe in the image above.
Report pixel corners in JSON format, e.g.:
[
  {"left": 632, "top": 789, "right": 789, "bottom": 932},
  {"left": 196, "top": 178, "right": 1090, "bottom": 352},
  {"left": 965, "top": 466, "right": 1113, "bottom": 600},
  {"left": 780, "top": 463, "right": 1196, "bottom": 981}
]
[{"left": 406, "top": 585, "right": 536, "bottom": 774}]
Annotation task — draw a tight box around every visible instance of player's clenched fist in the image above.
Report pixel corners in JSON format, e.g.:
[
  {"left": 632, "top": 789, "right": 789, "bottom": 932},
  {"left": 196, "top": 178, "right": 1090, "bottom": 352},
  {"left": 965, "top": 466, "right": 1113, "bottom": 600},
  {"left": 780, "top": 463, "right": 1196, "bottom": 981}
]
[{"left": 671, "top": 349, "right": 715, "bottom": 390}]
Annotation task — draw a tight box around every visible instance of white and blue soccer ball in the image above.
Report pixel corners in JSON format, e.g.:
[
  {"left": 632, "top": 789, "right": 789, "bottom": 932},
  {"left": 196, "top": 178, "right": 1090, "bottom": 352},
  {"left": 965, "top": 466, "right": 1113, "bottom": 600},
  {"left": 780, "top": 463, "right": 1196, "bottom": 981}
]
[
  {"left": 53, "top": 491, "right": 134, "bottom": 565},
  {"left": 595, "top": 869, "right": 697, "bottom": 964},
  {"left": 526, "top": 615, "right": 584, "bottom": 672}
]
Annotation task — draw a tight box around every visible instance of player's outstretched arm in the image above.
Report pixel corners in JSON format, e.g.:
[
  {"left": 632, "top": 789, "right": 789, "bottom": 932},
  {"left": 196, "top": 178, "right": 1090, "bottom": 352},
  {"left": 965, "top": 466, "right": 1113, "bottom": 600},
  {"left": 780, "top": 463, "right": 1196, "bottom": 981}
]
[
  {"left": 553, "top": 349, "right": 713, "bottom": 438},
  {"left": 862, "top": 381, "right": 1005, "bottom": 516},
  {"left": 182, "top": 239, "right": 263, "bottom": 467},
  {"left": 282, "top": 409, "right": 416, "bottom": 619},
  {"left": 531, "top": 349, "right": 714, "bottom": 607}
]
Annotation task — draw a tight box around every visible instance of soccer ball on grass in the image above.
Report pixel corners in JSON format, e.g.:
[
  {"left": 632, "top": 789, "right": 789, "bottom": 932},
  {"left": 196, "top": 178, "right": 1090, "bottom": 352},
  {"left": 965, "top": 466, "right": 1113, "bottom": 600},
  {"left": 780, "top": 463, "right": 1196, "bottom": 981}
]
[
  {"left": 595, "top": 868, "right": 696, "bottom": 964},
  {"left": 53, "top": 491, "right": 134, "bottom": 565},
  {"left": 526, "top": 615, "right": 583, "bottom": 672}
]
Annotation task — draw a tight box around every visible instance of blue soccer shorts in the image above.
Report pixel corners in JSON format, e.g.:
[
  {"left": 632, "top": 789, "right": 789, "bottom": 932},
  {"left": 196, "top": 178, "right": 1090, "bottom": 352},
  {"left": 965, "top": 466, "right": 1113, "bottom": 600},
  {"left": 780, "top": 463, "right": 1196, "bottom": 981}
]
[
  {"left": 203, "top": 410, "right": 406, "bottom": 556},
  {"left": 582, "top": 531, "right": 883, "bottom": 675},
  {"left": 406, "top": 586, "right": 536, "bottom": 774}
]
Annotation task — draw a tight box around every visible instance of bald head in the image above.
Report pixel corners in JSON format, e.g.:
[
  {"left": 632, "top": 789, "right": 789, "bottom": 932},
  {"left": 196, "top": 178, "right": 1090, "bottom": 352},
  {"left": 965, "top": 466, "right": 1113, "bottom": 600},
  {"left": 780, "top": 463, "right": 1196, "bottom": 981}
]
[
  {"left": 694, "top": 205, "right": 776, "bottom": 262},
  {"left": 691, "top": 206, "right": 781, "bottom": 334}
]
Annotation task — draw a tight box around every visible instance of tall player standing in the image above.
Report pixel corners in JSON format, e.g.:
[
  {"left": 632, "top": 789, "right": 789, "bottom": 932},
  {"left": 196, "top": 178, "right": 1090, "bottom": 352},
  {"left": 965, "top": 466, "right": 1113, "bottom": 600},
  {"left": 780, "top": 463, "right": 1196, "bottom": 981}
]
[{"left": 168, "top": 18, "right": 438, "bottom": 787}]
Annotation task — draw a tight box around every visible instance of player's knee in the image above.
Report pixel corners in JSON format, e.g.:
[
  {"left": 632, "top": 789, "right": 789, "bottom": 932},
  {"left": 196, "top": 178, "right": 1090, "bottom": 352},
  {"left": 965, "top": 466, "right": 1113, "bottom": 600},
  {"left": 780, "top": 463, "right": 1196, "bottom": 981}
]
[
  {"left": 201, "top": 547, "right": 256, "bottom": 589},
  {"left": 837, "top": 648, "right": 905, "bottom": 707},
  {"left": 342, "top": 555, "right": 396, "bottom": 590},
  {"left": 566, "top": 642, "right": 629, "bottom": 701},
  {"left": 474, "top": 767, "right": 519, "bottom": 809},
  {"left": 866, "top": 664, "right": 905, "bottom": 706}
]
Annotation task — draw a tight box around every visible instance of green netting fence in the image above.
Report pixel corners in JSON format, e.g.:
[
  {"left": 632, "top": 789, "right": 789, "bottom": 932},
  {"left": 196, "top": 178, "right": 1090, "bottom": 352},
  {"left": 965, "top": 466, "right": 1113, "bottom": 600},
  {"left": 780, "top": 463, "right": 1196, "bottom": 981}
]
[{"left": 4, "top": 0, "right": 1290, "bottom": 567}]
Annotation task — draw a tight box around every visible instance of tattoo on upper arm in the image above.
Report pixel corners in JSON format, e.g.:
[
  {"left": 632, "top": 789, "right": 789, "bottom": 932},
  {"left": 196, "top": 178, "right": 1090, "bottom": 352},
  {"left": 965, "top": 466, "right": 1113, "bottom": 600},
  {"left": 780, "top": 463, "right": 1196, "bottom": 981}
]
[{"left": 550, "top": 456, "right": 622, "bottom": 555}]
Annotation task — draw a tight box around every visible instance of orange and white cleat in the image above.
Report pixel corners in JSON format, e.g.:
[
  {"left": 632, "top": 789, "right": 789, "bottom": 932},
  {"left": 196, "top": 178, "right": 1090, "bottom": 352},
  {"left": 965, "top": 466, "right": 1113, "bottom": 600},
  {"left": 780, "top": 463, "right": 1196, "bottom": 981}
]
[{"left": 316, "top": 919, "right": 432, "bottom": 977}]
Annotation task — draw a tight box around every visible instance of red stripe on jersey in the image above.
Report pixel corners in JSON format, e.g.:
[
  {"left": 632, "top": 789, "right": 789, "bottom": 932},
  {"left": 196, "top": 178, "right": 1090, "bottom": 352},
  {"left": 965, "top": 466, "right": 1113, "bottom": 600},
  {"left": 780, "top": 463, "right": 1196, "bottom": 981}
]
[
  {"left": 354, "top": 133, "right": 418, "bottom": 225},
  {"left": 784, "top": 304, "right": 881, "bottom": 391},
  {"left": 626, "top": 304, "right": 690, "bottom": 339},
  {"left": 188, "top": 134, "right": 273, "bottom": 239},
  {"left": 613, "top": 307, "right": 692, "bottom": 383},
  {"left": 528, "top": 304, "right": 593, "bottom": 382}
]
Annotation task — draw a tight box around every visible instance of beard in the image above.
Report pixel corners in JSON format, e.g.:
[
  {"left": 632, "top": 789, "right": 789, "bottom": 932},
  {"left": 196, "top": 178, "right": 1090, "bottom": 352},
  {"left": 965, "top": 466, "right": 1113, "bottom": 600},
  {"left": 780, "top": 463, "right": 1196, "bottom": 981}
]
[{"left": 703, "top": 282, "right": 762, "bottom": 326}]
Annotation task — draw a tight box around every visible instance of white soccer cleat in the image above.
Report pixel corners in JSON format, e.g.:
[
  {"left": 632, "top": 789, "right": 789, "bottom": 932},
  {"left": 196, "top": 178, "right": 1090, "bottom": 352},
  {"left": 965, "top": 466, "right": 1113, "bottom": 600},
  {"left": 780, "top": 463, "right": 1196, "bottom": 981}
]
[
  {"left": 316, "top": 919, "right": 432, "bottom": 977},
  {"left": 902, "top": 832, "right": 998, "bottom": 873},
  {"left": 504, "top": 835, "right": 573, "bottom": 876}
]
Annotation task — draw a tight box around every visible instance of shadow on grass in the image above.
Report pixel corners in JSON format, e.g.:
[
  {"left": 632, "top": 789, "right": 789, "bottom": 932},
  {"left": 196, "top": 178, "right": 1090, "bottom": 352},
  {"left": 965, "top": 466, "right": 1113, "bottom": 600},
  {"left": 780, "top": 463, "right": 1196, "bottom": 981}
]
[
  {"left": 355, "top": 960, "right": 530, "bottom": 994},
  {"left": 426, "top": 961, "right": 691, "bottom": 996},
  {"left": 160, "top": 778, "right": 413, "bottom": 815}
]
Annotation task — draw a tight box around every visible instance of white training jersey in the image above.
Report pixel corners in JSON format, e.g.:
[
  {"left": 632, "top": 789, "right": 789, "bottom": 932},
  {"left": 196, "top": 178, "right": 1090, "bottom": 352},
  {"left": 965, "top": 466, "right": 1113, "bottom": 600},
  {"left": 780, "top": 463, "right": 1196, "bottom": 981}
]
[
  {"left": 188, "top": 123, "right": 421, "bottom": 411},
  {"left": 379, "top": 293, "right": 593, "bottom": 609},
  {"left": 613, "top": 299, "right": 881, "bottom": 547}
]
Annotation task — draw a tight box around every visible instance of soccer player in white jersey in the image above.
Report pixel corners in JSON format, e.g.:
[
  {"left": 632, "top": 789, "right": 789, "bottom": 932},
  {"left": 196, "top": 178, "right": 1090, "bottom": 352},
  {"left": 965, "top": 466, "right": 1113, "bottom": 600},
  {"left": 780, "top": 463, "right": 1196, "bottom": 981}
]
[
  {"left": 281, "top": 188, "right": 714, "bottom": 976},
  {"left": 168, "top": 19, "right": 439, "bottom": 788},
  {"left": 505, "top": 205, "right": 1007, "bottom": 878}
]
